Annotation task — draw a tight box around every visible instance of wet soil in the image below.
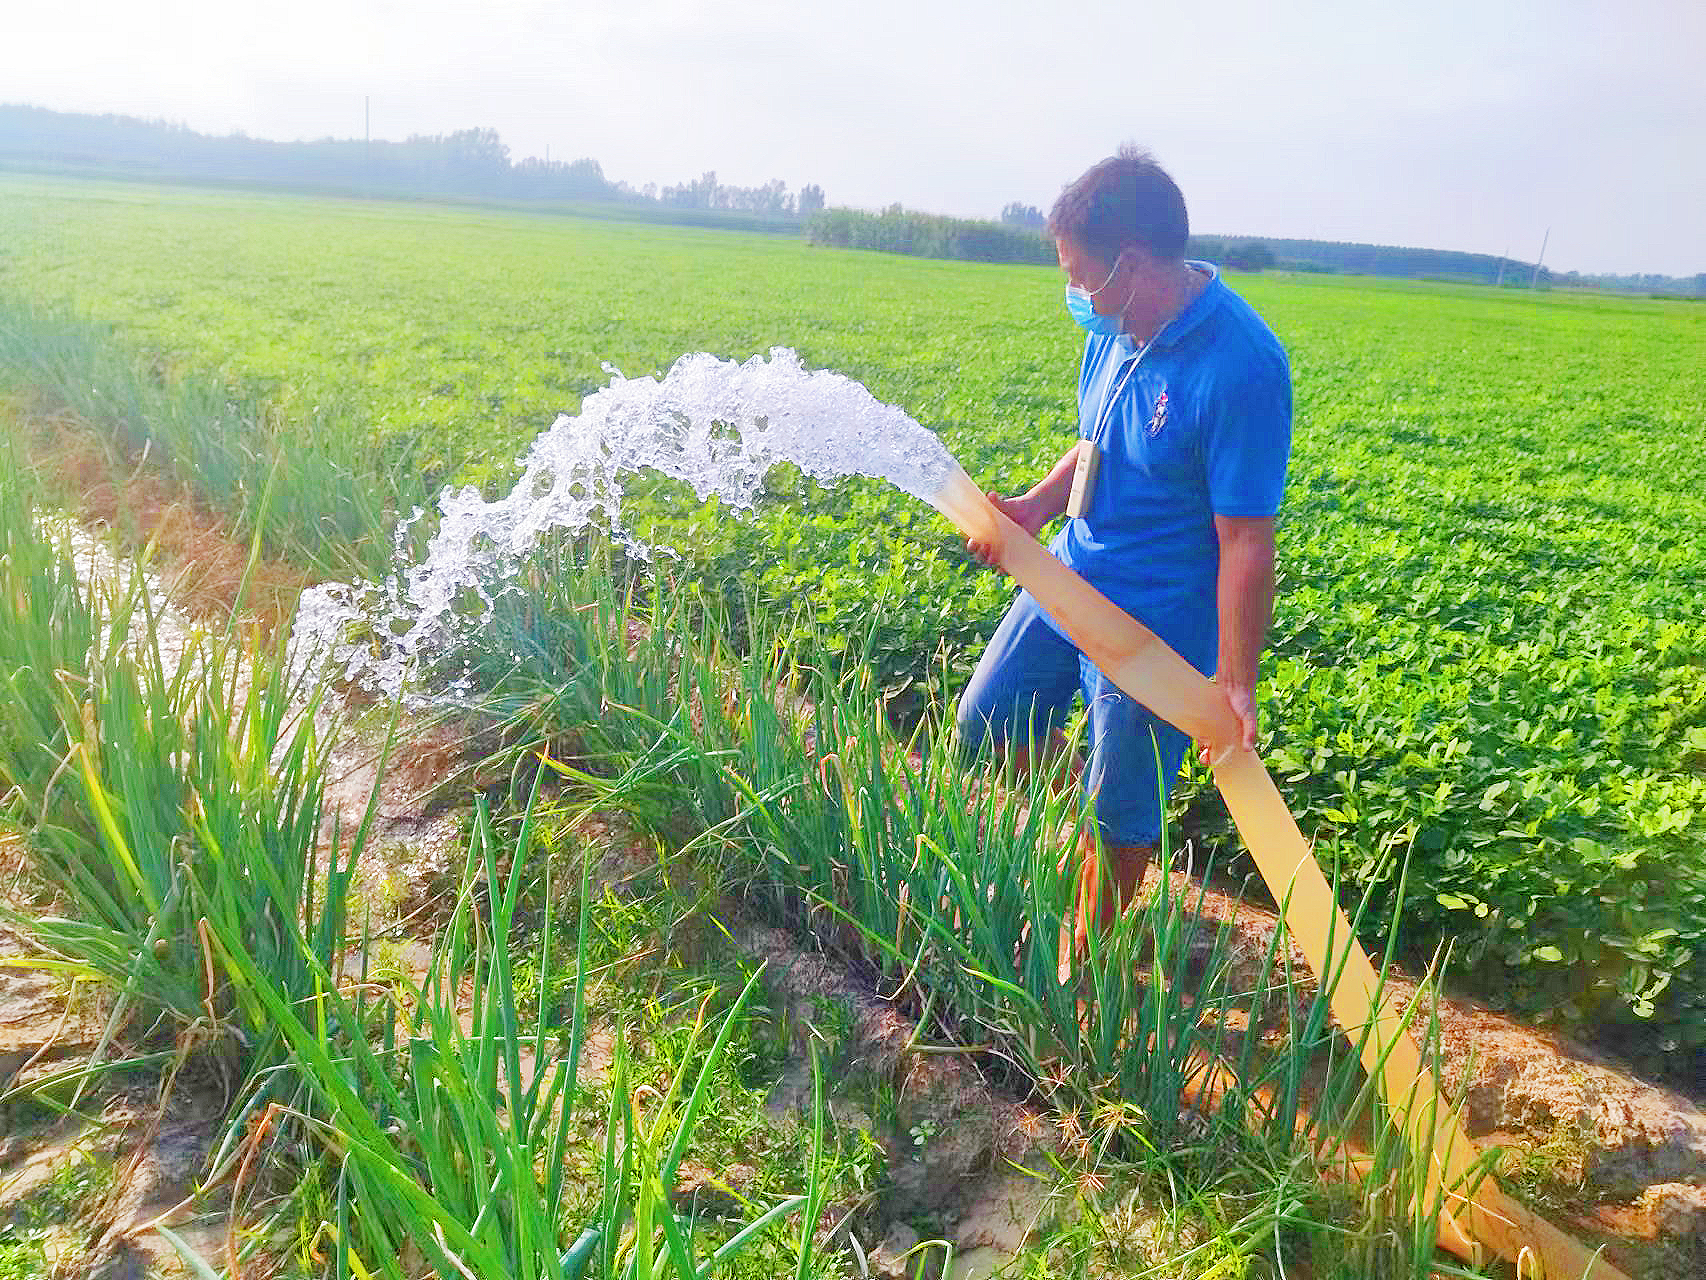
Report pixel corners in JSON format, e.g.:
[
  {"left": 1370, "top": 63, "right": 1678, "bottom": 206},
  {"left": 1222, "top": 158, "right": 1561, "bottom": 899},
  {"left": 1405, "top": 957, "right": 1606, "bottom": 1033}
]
[{"left": 6, "top": 400, "right": 316, "bottom": 631}]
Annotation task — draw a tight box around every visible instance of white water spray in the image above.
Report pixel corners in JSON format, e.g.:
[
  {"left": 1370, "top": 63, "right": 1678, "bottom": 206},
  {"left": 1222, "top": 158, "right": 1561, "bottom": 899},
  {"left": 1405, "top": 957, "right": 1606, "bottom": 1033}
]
[{"left": 291, "top": 347, "right": 956, "bottom": 699}]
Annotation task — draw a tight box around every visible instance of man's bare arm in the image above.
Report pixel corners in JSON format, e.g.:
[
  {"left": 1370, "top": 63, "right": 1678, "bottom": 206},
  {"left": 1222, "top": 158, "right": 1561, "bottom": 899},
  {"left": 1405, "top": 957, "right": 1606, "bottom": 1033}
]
[{"left": 1209, "top": 513, "right": 1276, "bottom": 754}]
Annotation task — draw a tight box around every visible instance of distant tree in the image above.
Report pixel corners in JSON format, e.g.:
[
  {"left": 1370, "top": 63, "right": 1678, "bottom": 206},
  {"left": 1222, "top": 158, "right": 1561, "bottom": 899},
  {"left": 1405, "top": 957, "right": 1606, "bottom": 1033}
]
[
  {"left": 753, "top": 178, "right": 792, "bottom": 215},
  {"left": 564, "top": 156, "right": 604, "bottom": 186},
  {"left": 656, "top": 171, "right": 805, "bottom": 217},
  {"left": 443, "top": 127, "right": 509, "bottom": 174},
  {"left": 1223, "top": 240, "right": 1275, "bottom": 272},
  {"left": 805, "top": 206, "right": 1055, "bottom": 265},
  {"left": 661, "top": 170, "right": 718, "bottom": 209},
  {"left": 510, "top": 154, "right": 610, "bottom": 197},
  {"left": 1000, "top": 202, "right": 1045, "bottom": 230},
  {"left": 1186, "top": 235, "right": 1229, "bottom": 263},
  {"left": 798, "top": 183, "right": 826, "bottom": 216}
]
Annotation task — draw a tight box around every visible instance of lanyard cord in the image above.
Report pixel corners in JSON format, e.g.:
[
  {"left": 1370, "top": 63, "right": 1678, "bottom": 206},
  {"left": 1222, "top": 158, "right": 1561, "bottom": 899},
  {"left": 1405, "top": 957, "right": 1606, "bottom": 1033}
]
[
  {"left": 1089, "top": 343, "right": 1146, "bottom": 449},
  {"left": 1085, "top": 266, "right": 1211, "bottom": 450}
]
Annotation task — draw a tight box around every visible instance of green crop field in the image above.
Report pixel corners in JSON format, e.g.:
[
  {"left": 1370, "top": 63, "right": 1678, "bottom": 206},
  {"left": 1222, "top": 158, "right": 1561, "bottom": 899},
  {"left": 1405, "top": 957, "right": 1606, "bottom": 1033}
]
[
  {"left": 5, "top": 168, "right": 1706, "bottom": 1279},
  {"left": 2, "top": 169, "right": 1704, "bottom": 1067}
]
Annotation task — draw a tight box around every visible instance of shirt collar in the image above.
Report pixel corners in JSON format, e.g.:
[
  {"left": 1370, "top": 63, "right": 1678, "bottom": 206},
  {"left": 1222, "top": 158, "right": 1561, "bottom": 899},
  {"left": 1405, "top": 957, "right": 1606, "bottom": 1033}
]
[
  {"left": 1142, "top": 260, "right": 1221, "bottom": 352},
  {"left": 1104, "top": 262, "right": 1224, "bottom": 359}
]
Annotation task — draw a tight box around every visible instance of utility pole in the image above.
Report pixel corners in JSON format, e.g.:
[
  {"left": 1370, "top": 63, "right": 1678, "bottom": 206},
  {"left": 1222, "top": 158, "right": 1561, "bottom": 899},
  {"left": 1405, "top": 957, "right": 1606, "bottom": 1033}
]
[
  {"left": 1495, "top": 245, "right": 1509, "bottom": 288},
  {"left": 1530, "top": 227, "right": 1550, "bottom": 289}
]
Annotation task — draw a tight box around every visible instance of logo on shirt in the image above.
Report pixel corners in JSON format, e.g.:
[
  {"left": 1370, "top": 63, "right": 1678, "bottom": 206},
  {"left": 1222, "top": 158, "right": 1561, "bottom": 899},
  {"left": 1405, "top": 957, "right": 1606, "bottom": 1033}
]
[{"left": 1146, "top": 389, "right": 1169, "bottom": 438}]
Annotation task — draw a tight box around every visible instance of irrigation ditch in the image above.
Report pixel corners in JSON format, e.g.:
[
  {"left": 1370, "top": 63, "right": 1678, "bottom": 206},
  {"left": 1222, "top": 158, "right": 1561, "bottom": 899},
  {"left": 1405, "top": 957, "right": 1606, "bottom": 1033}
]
[{"left": 2, "top": 404, "right": 1705, "bottom": 1280}]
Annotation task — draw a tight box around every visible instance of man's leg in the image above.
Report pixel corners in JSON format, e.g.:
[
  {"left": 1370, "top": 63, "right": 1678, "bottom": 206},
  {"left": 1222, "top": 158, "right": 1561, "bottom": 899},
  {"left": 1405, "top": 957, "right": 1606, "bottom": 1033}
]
[
  {"left": 1072, "top": 657, "right": 1192, "bottom": 944},
  {"left": 954, "top": 591, "right": 1080, "bottom": 775}
]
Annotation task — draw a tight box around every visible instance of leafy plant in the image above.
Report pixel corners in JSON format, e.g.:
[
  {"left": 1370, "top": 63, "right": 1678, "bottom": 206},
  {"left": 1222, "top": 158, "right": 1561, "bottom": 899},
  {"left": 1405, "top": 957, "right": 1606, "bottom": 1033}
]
[
  {"left": 0, "top": 446, "right": 367, "bottom": 1086},
  {"left": 184, "top": 787, "right": 825, "bottom": 1280}
]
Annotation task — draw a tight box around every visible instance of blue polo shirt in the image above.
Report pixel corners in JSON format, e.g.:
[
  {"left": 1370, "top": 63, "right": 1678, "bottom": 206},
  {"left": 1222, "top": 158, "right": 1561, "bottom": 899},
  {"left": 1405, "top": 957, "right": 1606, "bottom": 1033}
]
[{"left": 1047, "top": 263, "right": 1291, "bottom": 675}]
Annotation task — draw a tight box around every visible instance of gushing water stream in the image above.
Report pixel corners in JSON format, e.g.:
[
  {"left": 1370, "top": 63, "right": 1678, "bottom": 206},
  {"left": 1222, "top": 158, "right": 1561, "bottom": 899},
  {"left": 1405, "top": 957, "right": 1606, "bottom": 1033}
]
[{"left": 291, "top": 348, "right": 955, "bottom": 699}]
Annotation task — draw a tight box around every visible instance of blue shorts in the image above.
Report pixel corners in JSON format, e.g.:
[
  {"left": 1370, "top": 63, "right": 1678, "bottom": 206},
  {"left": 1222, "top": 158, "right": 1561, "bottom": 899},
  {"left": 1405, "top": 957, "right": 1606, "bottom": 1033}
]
[{"left": 954, "top": 590, "right": 1191, "bottom": 848}]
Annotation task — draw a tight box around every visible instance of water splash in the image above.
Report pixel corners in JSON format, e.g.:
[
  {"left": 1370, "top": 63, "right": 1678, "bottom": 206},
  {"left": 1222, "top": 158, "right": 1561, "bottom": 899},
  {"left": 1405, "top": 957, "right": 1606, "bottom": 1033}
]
[{"left": 292, "top": 347, "right": 955, "bottom": 700}]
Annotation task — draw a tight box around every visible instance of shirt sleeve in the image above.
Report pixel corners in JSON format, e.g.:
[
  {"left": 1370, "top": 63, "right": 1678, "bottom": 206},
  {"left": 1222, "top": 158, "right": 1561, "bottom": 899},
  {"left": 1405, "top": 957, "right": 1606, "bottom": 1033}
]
[{"left": 1203, "top": 350, "right": 1292, "bottom": 518}]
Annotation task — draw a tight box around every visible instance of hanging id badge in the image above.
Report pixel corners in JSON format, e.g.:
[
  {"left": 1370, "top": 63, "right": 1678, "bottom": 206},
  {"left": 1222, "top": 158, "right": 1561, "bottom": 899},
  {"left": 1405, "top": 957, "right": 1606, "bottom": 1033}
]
[
  {"left": 1064, "top": 441, "right": 1100, "bottom": 519},
  {"left": 1065, "top": 352, "right": 1138, "bottom": 521}
]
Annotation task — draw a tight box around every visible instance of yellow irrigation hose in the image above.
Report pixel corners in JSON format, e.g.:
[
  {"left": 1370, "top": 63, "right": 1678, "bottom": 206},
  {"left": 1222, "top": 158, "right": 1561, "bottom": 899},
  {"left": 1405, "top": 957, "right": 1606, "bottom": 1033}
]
[{"left": 927, "top": 462, "right": 1628, "bottom": 1280}]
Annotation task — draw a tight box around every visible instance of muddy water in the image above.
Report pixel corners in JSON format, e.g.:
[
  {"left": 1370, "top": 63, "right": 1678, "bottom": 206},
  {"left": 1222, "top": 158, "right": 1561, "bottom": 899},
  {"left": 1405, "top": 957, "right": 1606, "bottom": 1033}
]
[{"left": 49, "top": 512, "right": 201, "bottom": 672}]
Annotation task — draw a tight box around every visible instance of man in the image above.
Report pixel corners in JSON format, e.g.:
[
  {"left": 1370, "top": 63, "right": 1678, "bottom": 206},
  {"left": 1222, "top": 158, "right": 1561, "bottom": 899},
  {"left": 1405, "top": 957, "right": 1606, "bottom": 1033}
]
[{"left": 956, "top": 146, "right": 1291, "bottom": 947}]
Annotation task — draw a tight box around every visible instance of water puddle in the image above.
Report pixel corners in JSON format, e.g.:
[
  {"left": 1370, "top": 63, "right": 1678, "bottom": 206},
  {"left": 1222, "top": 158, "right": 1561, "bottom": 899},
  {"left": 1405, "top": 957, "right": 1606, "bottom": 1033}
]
[{"left": 43, "top": 511, "right": 201, "bottom": 674}]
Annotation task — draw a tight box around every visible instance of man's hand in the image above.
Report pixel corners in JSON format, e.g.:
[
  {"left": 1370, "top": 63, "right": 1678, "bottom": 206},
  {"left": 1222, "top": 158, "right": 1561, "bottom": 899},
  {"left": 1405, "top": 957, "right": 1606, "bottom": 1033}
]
[
  {"left": 966, "top": 491, "right": 1049, "bottom": 568},
  {"left": 967, "top": 443, "right": 1083, "bottom": 569},
  {"left": 1200, "top": 680, "right": 1259, "bottom": 766}
]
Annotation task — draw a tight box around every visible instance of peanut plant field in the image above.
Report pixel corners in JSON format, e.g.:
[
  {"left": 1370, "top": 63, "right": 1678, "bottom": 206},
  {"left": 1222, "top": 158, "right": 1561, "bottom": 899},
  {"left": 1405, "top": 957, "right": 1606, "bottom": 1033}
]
[
  {"left": 2, "top": 169, "right": 1706, "bottom": 1277},
  {"left": 5, "top": 173, "right": 1701, "bottom": 1060}
]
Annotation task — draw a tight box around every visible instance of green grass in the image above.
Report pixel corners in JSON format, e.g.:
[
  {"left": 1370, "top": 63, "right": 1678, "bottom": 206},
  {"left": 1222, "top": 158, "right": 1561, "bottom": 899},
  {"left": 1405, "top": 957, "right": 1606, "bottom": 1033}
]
[
  {"left": 0, "top": 1150, "right": 114, "bottom": 1280},
  {"left": 0, "top": 445, "right": 365, "bottom": 1085},
  {"left": 0, "top": 295, "right": 409, "bottom": 576},
  {"left": 1, "top": 170, "right": 1702, "bottom": 1062},
  {"left": 182, "top": 789, "right": 828, "bottom": 1280},
  {"left": 413, "top": 541, "right": 1521, "bottom": 1276},
  {"left": 0, "top": 472, "right": 866, "bottom": 1279}
]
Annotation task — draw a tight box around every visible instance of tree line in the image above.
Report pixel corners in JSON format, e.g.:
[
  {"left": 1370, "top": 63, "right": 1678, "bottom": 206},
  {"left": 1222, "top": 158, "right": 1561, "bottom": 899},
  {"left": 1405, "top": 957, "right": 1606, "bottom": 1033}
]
[
  {"left": 0, "top": 104, "right": 822, "bottom": 224},
  {"left": 5, "top": 103, "right": 1697, "bottom": 292},
  {"left": 1000, "top": 202, "right": 1700, "bottom": 293},
  {"left": 1554, "top": 269, "right": 1706, "bottom": 298},
  {"left": 806, "top": 205, "right": 1056, "bottom": 265}
]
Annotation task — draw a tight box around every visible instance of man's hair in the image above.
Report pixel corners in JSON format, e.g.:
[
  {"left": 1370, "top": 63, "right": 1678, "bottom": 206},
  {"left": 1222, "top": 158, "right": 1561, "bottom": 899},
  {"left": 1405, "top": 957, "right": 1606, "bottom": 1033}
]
[{"left": 1047, "top": 145, "right": 1189, "bottom": 263}]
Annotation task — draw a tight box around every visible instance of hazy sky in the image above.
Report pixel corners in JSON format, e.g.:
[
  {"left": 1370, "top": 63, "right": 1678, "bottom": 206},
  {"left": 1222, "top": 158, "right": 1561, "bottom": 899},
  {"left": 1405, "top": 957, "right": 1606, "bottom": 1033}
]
[{"left": 8, "top": 0, "right": 1704, "bottom": 275}]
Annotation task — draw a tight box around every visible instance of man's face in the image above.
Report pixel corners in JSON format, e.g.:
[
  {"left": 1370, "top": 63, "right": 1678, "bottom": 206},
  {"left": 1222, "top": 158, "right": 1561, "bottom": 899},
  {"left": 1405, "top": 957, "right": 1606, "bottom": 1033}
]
[
  {"left": 1056, "top": 236, "right": 1145, "bottom": 319},
  {"left": 1057, "top": 236, "right": 1115, "bottom": 295}
]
